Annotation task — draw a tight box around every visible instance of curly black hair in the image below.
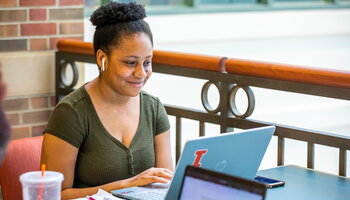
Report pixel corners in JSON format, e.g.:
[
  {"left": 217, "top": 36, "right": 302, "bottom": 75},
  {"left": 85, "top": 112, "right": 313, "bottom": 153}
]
[
  {"left": 90, "top": 1, "right": 146, "bottom": 28},
  {"left": 90, "top": 1, "right": 153, "bottom": 56}
]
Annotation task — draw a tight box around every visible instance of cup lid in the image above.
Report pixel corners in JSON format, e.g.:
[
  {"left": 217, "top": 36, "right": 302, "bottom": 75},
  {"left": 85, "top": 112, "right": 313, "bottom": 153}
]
[{"left": 19, "top": 171, "right": 64, "bottom": 184}]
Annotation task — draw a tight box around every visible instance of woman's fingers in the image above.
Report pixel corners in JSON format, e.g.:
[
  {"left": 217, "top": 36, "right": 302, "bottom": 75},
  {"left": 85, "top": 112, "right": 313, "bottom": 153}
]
[
  {"left": 163, "top": 168, "right": 174, "bottom": 175},
  {"left": 156, "top": 169, "right": 173, "bottom": 180},
  {"left": 150, "top": 176, "right": 169, "bottom": 184},
  {"left": 151, "top": 168, "right": 173, "bottom": 179},
  {"left": 131, "top": 167, "right": 174, "bottom": 186},
  {"left": 146, "top": 168, "right": 173, "bottom": 184}
]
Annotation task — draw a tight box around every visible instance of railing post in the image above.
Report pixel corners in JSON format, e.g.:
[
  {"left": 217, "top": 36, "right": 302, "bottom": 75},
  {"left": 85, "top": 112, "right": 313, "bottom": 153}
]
[
  {"left": 339, "top": 149, "right": 347, "bottom": 176},
  {"left": 176, "top": 117, "right": 182, "bottom": 164},
  {"left": 199, "top": 121, "right": 205, "bottom": 137},
  {"left": 307, "top": 142, "right": 315, "bottom": 169},
  {"left": 55, "top": 52, "right": 61, "bottom": 104},
  {"left": 278, "top": 136, "right": 285, "bottom": 166},
  {"left": 220, "top": 83, "right": 233, "bottom": 133}
]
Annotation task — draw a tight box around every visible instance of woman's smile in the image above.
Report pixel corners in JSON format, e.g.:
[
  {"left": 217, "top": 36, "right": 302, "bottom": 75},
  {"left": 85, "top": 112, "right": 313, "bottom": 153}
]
[{"left": 127, "top": 80, "right": 145, "bottom": 88}]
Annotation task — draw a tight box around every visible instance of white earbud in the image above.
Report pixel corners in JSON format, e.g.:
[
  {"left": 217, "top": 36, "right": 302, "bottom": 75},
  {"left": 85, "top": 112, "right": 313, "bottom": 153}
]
[{"left": 101, "top": 58, "right": 105, "bottom": 72}]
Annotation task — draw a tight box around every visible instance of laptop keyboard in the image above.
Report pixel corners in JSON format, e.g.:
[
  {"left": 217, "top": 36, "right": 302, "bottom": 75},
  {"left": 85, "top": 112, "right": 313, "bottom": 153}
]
[{"left": 119, "top": 188, "right": 167, "bottom": 200}]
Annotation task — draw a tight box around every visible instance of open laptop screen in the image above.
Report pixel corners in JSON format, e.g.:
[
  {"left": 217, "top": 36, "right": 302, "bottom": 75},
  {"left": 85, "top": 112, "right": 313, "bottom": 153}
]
[{"left": 179, "top": 165, "right": 266, "bottom": 200}]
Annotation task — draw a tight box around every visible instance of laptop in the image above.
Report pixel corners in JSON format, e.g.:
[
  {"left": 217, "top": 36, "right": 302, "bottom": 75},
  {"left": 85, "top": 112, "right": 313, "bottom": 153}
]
[
  {"left": 112, "top": 126, "right": 275, "bottom": 200},
  {"left": 178, "top": 165, "right": 267, "bottom": 200}
]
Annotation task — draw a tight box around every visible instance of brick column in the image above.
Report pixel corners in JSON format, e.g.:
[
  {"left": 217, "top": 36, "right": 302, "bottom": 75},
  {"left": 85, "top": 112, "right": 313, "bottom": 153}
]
[{"left": 0, "top": 0, "right": 84, "bottom": 139}]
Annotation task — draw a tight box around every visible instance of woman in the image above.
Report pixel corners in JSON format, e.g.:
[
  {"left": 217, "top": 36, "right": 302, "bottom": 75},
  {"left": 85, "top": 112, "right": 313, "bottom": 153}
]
[{"left": 41, "top": 2, "right": 174, "bottom": 199}]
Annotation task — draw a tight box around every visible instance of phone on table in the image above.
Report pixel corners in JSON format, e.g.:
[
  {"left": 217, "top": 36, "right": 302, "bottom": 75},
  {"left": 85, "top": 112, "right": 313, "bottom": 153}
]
[{"left": 254, "top": 176, "right": 285, "bottom": 188}]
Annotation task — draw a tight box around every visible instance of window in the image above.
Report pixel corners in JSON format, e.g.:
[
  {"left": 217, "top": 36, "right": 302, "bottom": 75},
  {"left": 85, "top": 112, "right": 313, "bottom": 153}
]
[
  {"left": 101, "top": 0, "right": 183, "bottom": 5},
  {"left": 85, "top": 0, "right": 350, "bottom": 15}
]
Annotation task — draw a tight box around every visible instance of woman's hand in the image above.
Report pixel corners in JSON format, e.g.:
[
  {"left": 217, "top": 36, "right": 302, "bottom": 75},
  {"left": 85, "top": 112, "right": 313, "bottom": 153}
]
[{"left": 128, "top": 167, "right": 174, "bottom": 187}]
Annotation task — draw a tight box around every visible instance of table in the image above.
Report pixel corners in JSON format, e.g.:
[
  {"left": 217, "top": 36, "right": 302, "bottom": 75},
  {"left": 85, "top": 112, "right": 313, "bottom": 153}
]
[{"left": 257, "top": 165, "right": 350, "bottom": 200}]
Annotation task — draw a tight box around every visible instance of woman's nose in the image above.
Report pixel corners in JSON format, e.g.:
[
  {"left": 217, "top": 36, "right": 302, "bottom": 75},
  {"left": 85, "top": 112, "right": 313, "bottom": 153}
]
[{"left": 134, "top": 64, "right": 147, "bottom": 78}]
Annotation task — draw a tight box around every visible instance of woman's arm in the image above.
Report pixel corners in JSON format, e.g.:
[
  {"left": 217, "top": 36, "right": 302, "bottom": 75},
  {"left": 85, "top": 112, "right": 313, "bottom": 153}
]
[
  {"left": 154, "top": 130, "right": 174, "bottom": 171},
  {"left": 41, "top": 133, "right": 173, "bottom": 200}
]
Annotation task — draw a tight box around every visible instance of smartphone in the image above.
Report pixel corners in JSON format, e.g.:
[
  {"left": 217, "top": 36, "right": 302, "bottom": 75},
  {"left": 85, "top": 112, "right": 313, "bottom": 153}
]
[{"left": 254, "top": 176, "right": 285, "bottom": 188}]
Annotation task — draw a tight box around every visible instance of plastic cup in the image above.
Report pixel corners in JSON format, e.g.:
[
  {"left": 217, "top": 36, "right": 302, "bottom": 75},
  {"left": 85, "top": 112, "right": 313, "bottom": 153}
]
[{"left": 19, "top": 171, "right": 64, "bottom": 200}]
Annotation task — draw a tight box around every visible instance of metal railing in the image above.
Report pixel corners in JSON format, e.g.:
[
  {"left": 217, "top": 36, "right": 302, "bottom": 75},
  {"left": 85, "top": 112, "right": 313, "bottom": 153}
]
[{"left": 56, "top": 39, "right": 350, "bottom": 177}]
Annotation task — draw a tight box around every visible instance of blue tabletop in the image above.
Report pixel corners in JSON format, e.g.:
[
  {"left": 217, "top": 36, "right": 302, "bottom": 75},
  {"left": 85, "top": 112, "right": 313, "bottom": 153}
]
[{"left": 257, "top": 165, "right": 350, "bottom": 200}]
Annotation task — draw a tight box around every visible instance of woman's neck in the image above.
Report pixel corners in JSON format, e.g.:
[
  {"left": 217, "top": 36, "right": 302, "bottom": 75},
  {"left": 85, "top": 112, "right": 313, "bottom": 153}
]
[{"left": 86, "top": 78, "right": 138, "bottom": 107}]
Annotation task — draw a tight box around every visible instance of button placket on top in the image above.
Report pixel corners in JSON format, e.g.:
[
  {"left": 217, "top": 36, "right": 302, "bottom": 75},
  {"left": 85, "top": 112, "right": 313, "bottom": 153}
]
[{"left": 126, "top": 149, "right": 135, "bottom": 175}]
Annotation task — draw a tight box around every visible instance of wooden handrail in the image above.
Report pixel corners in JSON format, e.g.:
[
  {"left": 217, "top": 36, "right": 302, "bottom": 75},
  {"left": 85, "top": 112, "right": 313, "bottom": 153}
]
[
  {"left": 225, "top": 58, "right": 350, "bottom": 89},
  {"left": 57, "top": 39, "right": 226, "bottom": 72},
  {"left": 57, "top": 39, "right": 350, "bottom": 88},
  {"left": 152, "top": 50, "right": 226, "bottom": 72},
  {"left": 57, "top": 39, "right": 94, "bottom": 56}
]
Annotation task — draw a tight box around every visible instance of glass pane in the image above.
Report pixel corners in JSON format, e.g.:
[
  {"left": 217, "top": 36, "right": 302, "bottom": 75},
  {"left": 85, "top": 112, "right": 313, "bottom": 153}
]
[
  {"left": 200, "top": 0, "right": 256, "bottom": 4},
  {"left": 85, "top": 0, "right": 100, "bottom": 6},
  {"left": 148, "top": 0, "right": 183, "bottom": 5},
  {"left": 116, "top": 0, "right": 134, "bottom": 3},
  {"left": 109, "top": 0, "right": 183, "bottom": 5},
  {"left": 274, "top": 0, "right": 319, "bottom": 2},
  {"left": 201, "top": 0, "right": 232, "bottom": 3}
]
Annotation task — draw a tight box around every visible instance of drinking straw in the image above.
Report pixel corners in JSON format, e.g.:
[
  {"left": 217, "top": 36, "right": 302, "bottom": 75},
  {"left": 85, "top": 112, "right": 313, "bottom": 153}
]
[{"left": 38, "top": 164, "right": 46, "bottom": 200}]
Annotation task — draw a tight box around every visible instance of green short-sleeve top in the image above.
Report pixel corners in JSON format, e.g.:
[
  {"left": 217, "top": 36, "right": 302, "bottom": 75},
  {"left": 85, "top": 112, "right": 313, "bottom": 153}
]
[{"left": 44, "top": 86, "right": 170, "bottom": 188}]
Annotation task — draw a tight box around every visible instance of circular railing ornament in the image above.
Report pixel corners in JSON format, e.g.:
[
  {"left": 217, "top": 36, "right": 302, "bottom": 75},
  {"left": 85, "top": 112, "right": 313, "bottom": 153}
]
[
  {"left": 60, "top": 60, "right": 79, "bottom": 88},
  {"left": 229, "top": 85, "right": 255, "bottom": 119},
  {"left": 201, "top": 81, "right": 221, "bottom": 114}
]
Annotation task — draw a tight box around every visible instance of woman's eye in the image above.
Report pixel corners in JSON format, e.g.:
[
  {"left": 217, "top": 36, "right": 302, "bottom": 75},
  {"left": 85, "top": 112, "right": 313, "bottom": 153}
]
[
  {"left": 144, "top": 61, "right": 152, "bottom": 66},
  {"left": 124, "top": 61, "right": 136, "bottom": 66}
]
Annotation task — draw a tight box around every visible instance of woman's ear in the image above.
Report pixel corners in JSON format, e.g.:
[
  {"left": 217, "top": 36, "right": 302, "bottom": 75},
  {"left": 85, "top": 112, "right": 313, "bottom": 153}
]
[{"left": 96, "top": 49, "right": 107, "bottom": 72}]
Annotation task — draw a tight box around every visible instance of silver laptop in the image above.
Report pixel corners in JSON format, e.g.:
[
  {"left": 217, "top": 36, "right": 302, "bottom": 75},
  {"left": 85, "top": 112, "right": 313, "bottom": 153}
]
[
  {"left": 179, "top": 165, "right": 267, "bottom": 200},
  {"left": 111, "top": 126, "right": 275, "bottom": 200}
]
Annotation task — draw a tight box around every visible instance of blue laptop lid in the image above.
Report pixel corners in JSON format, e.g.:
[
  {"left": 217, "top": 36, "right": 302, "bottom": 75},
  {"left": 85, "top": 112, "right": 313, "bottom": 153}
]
[{"left": 165, "top": 126, "right": 275, "bottom": 200}]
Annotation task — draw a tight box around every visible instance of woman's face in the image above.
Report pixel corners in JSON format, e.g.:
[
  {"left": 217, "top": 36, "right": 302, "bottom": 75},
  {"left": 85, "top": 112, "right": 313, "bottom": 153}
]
[{"left": 103, "top": 32, "right": 153, "bottom": 97}]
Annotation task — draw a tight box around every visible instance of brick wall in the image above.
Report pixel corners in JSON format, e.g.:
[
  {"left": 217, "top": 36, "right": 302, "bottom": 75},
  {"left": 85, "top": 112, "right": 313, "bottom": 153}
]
[
  {"left": 0, "top": 0, "right": 84, "bottom": 52},
  {"left": 0, "top": 0, "right": 84, "bottom": 141},
  {"left": 3, "top": 94, "right": 56, "bottom": 139}
]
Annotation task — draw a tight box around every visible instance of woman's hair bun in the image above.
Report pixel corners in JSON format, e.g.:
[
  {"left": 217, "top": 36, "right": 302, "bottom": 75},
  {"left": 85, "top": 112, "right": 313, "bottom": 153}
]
[{"left": 90, "top": 1, "right": 146, "bottom": 28}]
